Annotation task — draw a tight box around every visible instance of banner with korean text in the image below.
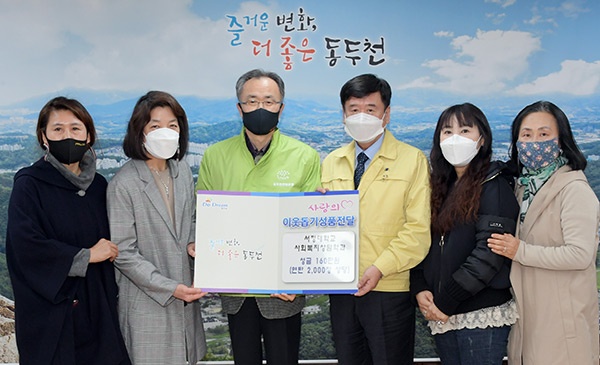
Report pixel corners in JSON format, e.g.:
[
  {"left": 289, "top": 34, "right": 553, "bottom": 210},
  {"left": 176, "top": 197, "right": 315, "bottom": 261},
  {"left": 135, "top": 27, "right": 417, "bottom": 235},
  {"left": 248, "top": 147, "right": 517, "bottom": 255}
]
[{"left": 194, "top": 190, "right": 359, "bottom": 294}]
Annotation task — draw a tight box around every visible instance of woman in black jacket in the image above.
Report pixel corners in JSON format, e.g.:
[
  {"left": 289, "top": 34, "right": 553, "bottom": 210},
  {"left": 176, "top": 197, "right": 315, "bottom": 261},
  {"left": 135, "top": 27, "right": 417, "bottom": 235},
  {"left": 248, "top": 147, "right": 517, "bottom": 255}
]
[
  {"left": 6, "top": 97, "right": 130, "bottom": 365},
  {"left": 410, "top": 103, "right": 519, "bottom": 365}
]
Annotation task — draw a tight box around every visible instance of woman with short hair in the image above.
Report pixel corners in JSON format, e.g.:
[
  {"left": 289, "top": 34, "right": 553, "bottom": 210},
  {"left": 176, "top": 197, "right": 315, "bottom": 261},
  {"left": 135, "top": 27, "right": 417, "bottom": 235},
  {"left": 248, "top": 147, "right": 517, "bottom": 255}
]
[{"left": 6, "top": 96, "right": 130, "bottom": 365}]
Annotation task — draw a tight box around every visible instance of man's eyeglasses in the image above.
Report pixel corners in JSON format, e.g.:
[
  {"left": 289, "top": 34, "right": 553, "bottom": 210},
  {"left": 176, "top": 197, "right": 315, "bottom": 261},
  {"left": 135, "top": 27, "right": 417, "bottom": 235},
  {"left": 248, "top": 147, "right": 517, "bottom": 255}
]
[{"left": 239, "top": 99, "right": 281, "bottom": 109}]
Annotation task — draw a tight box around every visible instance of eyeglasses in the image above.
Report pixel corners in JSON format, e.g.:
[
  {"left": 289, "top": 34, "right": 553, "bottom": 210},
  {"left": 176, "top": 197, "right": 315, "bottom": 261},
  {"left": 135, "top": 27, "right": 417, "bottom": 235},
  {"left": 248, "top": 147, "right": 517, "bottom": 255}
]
[{"left": 239, "top": 99, "right": 281, "bottom": 109}]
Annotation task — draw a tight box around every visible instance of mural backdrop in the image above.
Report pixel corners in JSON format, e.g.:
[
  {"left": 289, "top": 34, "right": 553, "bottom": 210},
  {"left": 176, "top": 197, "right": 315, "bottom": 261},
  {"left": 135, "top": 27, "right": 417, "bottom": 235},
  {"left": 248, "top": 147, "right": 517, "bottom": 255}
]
[{"left": 0, "top": 0, "right": 598, "bottom": 361}]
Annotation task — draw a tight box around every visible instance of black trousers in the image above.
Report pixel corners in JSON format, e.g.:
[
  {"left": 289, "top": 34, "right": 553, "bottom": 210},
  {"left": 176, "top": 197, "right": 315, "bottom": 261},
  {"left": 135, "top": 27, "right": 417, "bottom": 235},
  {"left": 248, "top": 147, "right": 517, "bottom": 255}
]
[
  {"left": 329, "top": 291, "right": 415, "bottom": 365},
  {"left": 227, "top": 298, "right": 301, "bottom": 365}
]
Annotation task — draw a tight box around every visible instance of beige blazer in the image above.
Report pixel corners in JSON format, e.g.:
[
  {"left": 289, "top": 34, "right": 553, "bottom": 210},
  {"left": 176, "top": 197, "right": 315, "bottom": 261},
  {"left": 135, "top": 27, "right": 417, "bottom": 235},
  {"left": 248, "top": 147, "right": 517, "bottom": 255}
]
[{"left": 509, "top": 165, "right": 599, "bottom": 365}]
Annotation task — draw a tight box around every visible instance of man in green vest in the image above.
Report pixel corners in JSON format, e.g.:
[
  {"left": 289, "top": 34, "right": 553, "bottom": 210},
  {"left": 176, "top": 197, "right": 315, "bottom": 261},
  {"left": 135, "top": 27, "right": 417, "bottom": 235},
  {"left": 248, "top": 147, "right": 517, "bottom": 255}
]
[{"left": 196, "top": 68, "right": 321, "bottom": 365}]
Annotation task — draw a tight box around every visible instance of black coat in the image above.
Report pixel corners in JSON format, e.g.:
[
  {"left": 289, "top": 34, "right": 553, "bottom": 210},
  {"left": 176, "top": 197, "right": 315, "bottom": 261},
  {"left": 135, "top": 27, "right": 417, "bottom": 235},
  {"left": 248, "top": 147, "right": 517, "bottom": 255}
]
[
  {"left": 410, "top": 161, "right": 519, "bottom": 316},
  {"left": 6, "top": 158, "right": 130, "bottom": 365}
]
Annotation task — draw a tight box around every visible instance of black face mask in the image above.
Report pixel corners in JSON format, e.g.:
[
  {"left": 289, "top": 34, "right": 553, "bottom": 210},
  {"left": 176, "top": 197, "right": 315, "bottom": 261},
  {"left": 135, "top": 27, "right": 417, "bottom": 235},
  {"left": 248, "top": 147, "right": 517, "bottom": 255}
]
[
  {"left": 241, "top": 107, "right": 280, "bottom": 135},
  {"left": 46, "top": 138, "right": 89, "bottom": 164}
]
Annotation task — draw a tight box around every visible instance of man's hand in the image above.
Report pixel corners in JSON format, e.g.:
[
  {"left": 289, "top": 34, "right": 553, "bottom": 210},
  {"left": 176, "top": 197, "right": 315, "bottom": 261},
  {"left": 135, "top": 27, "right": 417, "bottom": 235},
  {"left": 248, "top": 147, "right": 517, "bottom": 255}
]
[{"left": 355, "top": 265, "right": 383, "bottom": 297}]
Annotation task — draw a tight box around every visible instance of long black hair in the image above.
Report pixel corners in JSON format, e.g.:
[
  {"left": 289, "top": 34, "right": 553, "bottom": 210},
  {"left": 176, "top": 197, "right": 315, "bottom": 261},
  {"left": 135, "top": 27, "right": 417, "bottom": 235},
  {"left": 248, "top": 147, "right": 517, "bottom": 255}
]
[{"left": 430, "top": 103, "right": 493, "bottom": 234}]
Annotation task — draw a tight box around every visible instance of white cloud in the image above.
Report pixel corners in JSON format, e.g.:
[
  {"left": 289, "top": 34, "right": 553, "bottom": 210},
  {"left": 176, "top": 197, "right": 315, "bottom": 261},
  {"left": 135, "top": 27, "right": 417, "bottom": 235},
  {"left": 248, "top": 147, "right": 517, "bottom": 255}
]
[
  {"left": 526, "top": 2, "right": 587, "bottom": 28},
  {"left": 486, "top": 12, "right": 506, "bottom": 24},
  {"left": 399, "top": 29, "right": 541, "bottom": 94},
  {"left": 0, "top": 0, "right": 283, "bottom": 105},
  {"left": 434, "top": 31, "right": 454, "bottom": 38},
  {"left": 484, "top": 0, "right": 516, "bottom": 8},
  {"left": 513, "top": 60, "right": 600, "bottom": 96},
  {"left": 0, "top": 1, "right": 597, "bottom": 106},
  {"left": 524, "top": 14, "right": 541, "bottom": 25},
  {"left": 555, "top": 1, "right": 589, "bottom": 18},
  {"left": 524, "top": 6, "right": 558, "bottom": 27},
  {"left": 398, "top": 77, "right": 436, "bottom": 89}
]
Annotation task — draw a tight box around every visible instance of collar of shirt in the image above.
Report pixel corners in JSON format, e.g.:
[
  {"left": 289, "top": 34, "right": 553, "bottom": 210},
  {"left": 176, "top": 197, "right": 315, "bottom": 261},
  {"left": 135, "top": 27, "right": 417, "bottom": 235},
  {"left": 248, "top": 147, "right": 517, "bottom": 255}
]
[
  {"left": 244, "top": 132, "right": 271, "bottom": 159},
  {"left": 354, "top": 132, "right": 385, "bottom": 171}
]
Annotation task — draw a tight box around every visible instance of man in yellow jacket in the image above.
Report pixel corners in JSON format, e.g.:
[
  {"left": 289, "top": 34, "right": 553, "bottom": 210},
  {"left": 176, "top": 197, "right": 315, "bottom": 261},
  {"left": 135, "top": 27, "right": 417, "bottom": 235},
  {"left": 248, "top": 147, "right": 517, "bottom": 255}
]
[{"left": 321, "top": 74, "right": 431, "bottom": 365}]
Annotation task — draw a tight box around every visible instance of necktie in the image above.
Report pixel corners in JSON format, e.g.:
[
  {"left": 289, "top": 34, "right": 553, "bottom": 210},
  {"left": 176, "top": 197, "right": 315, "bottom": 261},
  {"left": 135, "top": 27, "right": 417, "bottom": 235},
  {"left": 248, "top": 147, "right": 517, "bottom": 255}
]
[
  {"left": 354, "top": 152, "right": 369, "bottom": 189},
  {"left": 254, "top": 151, "right": 264, "bottom": 164}
]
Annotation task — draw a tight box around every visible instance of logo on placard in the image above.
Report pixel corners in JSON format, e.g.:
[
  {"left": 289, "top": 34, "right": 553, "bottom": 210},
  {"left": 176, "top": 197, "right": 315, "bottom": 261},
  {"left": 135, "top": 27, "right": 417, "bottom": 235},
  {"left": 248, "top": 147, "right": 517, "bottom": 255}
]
[{"left": 201, "top": 198, "right": 229, "bottom": 210}]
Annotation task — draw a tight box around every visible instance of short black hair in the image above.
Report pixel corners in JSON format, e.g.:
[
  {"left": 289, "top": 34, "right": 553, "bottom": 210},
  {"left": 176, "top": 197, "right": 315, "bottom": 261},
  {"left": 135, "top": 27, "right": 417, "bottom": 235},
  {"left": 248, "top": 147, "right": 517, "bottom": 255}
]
[
  {"left": 340, "top": 74, "right": 392, "bottom": 109},
  {"left": 509, "top": 100, "right": 586, "bottom": 171},
  {"left": 36, "top": 96, "right": 96, "bottom": 149},
  {"left": 122, "top": 91, "right": 189, "bottom": 160}
]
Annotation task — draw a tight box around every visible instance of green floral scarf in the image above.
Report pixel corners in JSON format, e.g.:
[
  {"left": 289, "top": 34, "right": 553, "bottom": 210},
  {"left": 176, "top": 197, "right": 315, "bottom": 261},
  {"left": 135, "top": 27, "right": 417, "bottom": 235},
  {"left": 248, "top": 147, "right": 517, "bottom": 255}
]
[{"left": 518, "top": 155, "right": 568, "bottom": 223}]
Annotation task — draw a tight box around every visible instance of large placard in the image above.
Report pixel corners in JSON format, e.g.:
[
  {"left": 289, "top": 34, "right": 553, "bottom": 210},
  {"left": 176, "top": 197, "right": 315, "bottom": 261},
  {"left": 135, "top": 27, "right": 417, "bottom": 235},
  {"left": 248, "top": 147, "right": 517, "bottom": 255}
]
[{"left": 194, "top": 190, "right": 359, "bottom": 294}]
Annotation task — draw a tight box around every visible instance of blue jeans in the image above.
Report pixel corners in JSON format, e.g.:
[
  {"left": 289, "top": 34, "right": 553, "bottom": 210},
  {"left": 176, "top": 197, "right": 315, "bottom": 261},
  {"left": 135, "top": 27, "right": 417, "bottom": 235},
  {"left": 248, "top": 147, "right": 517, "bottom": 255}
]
[{"left": 434, "top": 325, "right": 510, "bottom": 365}]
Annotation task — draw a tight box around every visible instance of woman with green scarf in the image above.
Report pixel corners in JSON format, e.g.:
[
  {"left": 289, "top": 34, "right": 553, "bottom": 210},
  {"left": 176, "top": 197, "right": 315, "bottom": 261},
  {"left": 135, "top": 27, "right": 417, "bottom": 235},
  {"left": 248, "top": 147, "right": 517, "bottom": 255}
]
[{"left": 487, "top": 100, "right": 599, "bottom": 365}]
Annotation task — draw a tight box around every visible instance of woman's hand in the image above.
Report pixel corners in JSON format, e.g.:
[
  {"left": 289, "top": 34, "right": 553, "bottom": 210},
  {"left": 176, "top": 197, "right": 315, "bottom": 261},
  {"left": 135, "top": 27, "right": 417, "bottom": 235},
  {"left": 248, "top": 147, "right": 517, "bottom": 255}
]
[
  {"left": 270, "top": 293, "right": 297, "bottom": 301},
  {"left": 416, "top": 290, "right": 434, "bottom": 317},
  {"left": 416, "top": 290, "right": 448, "bottom": 323},
  {"left": 173, "top": 284, "right": 206, "bottom": 302},
  {"left": 89, "top": 238, "right": 119, "bottom": 263},
  {"left": 187, "top": 242, "right": 196, "bottom": 257},
  {"left": 488, "top": 233, "right": 520, "bottom": 260},
  {"left": 426, "top": 303, "right": 449, "bottom": 323}
]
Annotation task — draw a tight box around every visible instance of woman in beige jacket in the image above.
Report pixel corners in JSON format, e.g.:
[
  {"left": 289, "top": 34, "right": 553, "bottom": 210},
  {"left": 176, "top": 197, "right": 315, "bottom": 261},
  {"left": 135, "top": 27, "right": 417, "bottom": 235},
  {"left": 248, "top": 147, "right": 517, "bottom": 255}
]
[{"left": 488, "top": 100, "right": 599, "bottom": 365}]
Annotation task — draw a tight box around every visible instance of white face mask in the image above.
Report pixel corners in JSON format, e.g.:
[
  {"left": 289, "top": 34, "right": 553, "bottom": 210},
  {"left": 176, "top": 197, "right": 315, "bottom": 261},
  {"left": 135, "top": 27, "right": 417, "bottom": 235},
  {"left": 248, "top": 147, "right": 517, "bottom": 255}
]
[
  {"left": 439, "top": 134, "right": 481, "bottom": 167},
  {"left": 144, "top": 128, "right": 179, "bottom": 160},
  {"left": 344, "top": 112, "right": 385, "bottom": 143}
]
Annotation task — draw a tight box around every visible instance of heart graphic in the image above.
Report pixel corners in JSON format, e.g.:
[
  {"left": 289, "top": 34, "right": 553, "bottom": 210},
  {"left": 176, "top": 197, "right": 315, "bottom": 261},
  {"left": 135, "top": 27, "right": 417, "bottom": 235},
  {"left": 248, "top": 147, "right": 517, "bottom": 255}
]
[{"left": 340, "top": 200, "right": 353, "bottom": 210}]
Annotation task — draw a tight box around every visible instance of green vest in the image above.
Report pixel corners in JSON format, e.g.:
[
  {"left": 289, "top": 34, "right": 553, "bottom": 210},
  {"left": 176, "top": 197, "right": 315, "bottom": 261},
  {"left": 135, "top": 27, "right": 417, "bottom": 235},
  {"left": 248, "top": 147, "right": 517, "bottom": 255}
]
[{"left": 197, "top": 129, "right": 321, "bottom": 193}]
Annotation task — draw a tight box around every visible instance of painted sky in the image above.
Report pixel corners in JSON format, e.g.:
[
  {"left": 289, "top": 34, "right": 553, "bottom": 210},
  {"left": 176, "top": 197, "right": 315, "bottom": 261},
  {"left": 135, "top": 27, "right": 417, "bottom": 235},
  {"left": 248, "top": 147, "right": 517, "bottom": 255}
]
[{"left": 0, "top": 0, "right": 598, "bottom": 107}]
